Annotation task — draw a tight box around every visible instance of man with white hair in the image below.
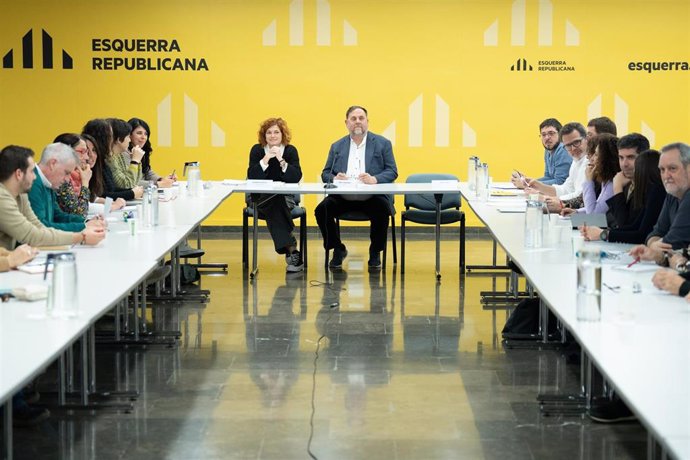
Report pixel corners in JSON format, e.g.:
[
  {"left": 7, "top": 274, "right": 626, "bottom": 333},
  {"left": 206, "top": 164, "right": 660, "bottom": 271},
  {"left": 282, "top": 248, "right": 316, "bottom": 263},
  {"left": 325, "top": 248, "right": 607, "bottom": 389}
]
[
  {"left": 630, "top": 142, "right": 690, "bottom": 265},
  {"left": 0, "top": 145, "right": 104, "bottom": 250},
  {"left": 28, "top": 142, "right": 103, "bottom": 232}
]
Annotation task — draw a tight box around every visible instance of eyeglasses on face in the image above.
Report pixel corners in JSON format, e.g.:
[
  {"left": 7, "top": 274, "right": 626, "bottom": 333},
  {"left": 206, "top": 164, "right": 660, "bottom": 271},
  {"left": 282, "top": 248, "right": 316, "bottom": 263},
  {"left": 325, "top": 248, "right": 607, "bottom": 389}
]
[
  {"left": 564, "top": 138, "right": 583, "bottom": 150},
  {"left": 540, "top": 131, "right": 559, "bottom": 138}
]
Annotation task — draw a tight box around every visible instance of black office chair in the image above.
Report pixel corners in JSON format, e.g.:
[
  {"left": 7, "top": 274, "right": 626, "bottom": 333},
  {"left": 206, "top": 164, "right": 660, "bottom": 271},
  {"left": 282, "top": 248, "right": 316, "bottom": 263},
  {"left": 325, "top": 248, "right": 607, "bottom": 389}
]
[
  {"left": 324, "top": 201, "right": 397, "bottom": 269},
  {"left": 400, "top": 173, "right": 465, "bottom": 274},
  {"left": 242, "top": 194, "right": 308, "bottom": 269}
]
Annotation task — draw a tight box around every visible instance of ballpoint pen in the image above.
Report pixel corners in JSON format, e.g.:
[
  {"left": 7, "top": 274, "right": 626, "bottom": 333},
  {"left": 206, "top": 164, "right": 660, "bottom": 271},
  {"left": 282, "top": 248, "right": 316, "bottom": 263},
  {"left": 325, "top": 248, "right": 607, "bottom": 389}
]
[{"left": 626, "top": 258, "right": 640, "bottom": 268}]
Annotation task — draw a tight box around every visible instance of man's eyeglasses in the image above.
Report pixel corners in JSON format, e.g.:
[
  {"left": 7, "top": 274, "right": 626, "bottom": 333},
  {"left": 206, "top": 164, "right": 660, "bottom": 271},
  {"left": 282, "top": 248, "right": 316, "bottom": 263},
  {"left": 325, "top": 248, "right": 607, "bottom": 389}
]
[
  {"left": 563, "top": 138, "right": 583, "bottom": 150},
  {"left": 540, "top": 131, "right": 559, "bottom": 138}
]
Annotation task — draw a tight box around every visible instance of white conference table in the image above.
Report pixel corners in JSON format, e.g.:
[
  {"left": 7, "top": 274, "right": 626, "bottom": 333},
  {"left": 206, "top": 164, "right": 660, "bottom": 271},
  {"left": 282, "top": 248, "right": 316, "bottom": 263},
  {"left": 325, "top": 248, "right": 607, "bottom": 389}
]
[
  {"left": 230, "top": 180, "right": 464, "bottom": 278},
  {"left": 459, "top": 182, "right": 690, "bottom": 458},
  {"left": 0, "top": 183, "right": 234, "bottom": 459}
]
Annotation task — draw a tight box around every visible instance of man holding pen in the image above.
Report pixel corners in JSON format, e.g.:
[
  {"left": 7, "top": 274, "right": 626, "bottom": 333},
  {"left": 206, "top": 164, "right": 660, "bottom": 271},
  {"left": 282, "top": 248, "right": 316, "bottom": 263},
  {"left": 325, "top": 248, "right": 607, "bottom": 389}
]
[{"left": 511, "top": 118, "right": 571, "bottom": 188}]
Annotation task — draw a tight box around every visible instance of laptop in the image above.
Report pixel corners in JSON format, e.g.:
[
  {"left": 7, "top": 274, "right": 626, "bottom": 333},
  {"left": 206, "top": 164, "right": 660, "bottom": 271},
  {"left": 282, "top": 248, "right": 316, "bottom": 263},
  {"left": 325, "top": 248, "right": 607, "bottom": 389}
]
[{"left": 569, "top": 213, "right": 608, "bottom": 229}]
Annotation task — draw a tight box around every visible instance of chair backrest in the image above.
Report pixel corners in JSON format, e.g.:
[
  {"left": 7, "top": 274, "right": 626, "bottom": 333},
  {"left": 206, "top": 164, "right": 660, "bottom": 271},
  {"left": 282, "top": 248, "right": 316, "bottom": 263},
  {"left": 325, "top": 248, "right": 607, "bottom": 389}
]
[{"left": 404, "top": 173, "right": 460, "bottom": 211}]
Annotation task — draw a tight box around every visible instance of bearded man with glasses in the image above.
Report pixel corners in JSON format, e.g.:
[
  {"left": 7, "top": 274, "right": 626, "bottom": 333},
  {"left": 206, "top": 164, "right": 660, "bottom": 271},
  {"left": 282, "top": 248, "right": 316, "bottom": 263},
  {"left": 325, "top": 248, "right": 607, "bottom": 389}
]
[
  {"left": 525, "top": 122, "right": 590, "bottom": 212},
  {"left": 512, "top": 118, "right": 571, "bottom": 188}
]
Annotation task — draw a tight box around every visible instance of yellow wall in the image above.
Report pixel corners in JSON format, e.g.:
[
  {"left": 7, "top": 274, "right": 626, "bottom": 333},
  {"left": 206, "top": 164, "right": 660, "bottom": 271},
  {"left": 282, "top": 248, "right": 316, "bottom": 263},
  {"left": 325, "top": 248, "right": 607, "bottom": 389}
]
[{"left": 1, "top": 0, "right": 688, "bottom": 226}]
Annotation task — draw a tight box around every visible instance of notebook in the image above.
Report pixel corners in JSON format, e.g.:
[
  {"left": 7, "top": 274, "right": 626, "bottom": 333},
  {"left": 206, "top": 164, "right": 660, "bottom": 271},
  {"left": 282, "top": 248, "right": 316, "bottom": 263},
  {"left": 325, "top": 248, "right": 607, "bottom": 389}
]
[{"left": 569, "top": 213, "right": 607, "bottom": 229}]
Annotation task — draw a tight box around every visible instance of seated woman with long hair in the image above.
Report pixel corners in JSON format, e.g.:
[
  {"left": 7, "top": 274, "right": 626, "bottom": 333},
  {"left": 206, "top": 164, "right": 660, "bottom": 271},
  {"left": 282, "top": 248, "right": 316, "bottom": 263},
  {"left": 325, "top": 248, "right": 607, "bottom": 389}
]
[
  {"left": 82, "top": 118, "right": 143, "bottom": 201},
  {"left": 582, "top": 150, "right": 665, "bottom": 243},
  {"left": 106, "top": 118, "right": 144, "bottom": 190},
  {"left": 562, "top": 133, "right": 620, "bottom": 216},
  {"left": 80, "top": 132, "right": 127, "bottom": 212},
  {"left": 127, "top": 117, "right": 176, "bottom": 188}
]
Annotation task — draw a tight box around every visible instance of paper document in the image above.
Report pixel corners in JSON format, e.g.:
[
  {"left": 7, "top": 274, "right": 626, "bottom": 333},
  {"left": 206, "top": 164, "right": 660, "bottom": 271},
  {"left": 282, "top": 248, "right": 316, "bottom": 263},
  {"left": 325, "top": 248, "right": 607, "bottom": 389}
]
[{"left": 611, "top": 263, "right": 660, "bottom": 273}]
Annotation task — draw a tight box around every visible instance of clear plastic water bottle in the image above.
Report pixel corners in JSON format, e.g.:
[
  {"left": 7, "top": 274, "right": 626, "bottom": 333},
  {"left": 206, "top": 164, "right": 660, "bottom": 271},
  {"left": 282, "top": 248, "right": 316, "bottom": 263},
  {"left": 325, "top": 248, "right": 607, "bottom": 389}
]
[
  {"left": 577, "top": 246, "right": 602, "bottom": 321},
  {"left": 524, "top": 194, "right": 543, "bottom": 248},
  {"left": 479, "top": 163, "right": 490, "bottom": 202},
  {"left": 468, "top": 156, "right": 479, "bottom": 192},
  {"left": 145, "top": 181, "right": 159, "bottom": 226}
]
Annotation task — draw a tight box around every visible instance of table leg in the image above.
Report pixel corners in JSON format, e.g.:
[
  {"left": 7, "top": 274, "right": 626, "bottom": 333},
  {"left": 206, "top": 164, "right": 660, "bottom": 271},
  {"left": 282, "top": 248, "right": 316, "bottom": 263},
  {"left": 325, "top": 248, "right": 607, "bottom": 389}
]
[
  {"left": 251, "top": 202, "right": 259, "bottom": 279},
  {"left": 3, "top": 399, "right": 12, "bottom": 460},
  {"left": 434, "top": 193, "right": 442, "bottom": 280}
]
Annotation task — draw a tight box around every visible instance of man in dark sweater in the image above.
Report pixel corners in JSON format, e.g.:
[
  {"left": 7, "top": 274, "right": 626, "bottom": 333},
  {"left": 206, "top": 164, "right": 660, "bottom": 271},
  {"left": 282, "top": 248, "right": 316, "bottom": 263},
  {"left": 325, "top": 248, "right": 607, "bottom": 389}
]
[{"left": 630, "top": 142, "right": 690, "bottom": 264}]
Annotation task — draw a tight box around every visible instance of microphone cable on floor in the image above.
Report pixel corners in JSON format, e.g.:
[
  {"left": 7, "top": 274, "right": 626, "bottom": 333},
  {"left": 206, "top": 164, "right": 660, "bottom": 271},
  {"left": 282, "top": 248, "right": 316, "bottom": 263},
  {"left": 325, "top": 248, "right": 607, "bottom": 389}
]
[{"left": 306, "top": 302, "right": 338, "bottom": 460}]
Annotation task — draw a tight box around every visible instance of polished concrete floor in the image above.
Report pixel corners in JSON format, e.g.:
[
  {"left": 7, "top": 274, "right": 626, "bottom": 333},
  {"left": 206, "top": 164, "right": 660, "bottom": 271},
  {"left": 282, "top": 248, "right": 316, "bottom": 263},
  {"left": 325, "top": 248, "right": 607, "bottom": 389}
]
[{"left": 13, "top": 234, "right": 647, "bottom": 459}]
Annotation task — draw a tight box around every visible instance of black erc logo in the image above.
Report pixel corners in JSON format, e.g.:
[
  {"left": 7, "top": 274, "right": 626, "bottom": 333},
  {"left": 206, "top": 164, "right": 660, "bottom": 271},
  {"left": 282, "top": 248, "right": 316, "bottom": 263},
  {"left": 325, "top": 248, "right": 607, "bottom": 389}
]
[
  {"left": 2, "top": 29, "right": 73, "bottom": 69},
  {"left": 510, "top": 58, "right": 533, "bottom": 72}
]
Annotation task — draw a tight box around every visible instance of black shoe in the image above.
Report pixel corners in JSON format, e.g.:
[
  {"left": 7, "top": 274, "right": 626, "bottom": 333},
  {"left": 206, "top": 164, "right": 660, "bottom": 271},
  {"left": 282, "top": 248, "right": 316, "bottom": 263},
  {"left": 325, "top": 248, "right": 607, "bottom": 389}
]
[
  {"left": 13, "top": 403, "right": 50, "bottom": 427},
  {"left": 588, "top": 398, "right": 636, "bottom": 423},
  {"left": 23, "top": 388, "right": 40, "bottom": 405},
  {"left": 329, "top": 246, "right": 348, "bottom": 269},
  {"left": 368, "top": 252, "right": 382, "bottom": 269}
]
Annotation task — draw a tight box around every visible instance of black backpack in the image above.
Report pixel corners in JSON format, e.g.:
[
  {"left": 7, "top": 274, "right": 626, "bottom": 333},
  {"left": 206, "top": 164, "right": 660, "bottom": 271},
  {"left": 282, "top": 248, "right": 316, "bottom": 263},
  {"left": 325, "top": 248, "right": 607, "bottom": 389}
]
[{"left": 502, "top": 298, "right": 558, "bottom": 338}]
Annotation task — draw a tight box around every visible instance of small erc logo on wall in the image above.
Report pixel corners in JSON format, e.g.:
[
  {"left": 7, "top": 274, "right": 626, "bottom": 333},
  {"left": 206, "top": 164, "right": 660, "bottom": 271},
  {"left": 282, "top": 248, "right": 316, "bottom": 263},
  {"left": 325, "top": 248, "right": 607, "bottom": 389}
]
[
  {"left": 2, "top": 29, "right": 73, "bottom": 69},
  {"left": 510, "top": 58, "right": 575, "bottom": 72}
]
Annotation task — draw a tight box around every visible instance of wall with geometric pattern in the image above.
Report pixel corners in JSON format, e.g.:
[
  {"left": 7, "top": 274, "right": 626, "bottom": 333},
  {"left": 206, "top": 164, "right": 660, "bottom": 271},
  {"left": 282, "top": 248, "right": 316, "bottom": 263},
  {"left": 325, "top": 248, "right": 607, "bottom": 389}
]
[{"left": 1, "top": 0, "right": 688, "bottom": 226}]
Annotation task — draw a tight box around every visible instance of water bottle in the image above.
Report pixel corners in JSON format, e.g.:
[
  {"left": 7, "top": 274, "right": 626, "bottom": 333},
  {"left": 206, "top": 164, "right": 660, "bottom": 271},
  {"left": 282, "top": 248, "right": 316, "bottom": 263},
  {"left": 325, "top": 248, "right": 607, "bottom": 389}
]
[
  {"left": 524, "top": 194, "right": 543, "bottom": 248},
  {"left": 141, "top": 186, "right": 151, "bottom": 227},
  {"left": 144, "top": 181, "right": 159, "bottom": 226},
  {"left": 44, "top": 252, "right": 78, "bottom": 318},
  {"left": 479, "top": 163, "right": 490, "bottom": 202},
  {"left": 577, "top": 246, "right": 602, "bottom": 321},
  {"left": 468, "top": 156, "right": 479, "bottom": 192},
  {"left": 475, "top": 162, "right": 485, "bottom": 198},
  {"left": 184, "top": 161, "right": 202, "bottom": 197}
]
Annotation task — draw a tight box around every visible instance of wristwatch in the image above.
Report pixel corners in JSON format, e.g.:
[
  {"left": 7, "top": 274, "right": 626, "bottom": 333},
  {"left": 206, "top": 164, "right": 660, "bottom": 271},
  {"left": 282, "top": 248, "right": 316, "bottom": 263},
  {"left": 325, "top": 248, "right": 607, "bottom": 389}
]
[{"left": 599, "top": 229, "right": 609, "bottom": 241}]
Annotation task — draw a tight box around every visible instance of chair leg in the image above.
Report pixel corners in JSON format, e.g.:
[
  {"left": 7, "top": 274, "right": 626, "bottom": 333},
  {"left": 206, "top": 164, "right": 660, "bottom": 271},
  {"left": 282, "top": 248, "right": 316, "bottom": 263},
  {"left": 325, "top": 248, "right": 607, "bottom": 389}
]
[
  {"left": 242, "top": 211, "right": 249, "bottom": 268},
  {"left": 383, "top": 239, "right": 388, "bottom": 269},
  {"left": 300, "top": 214, "right": 307, "bottom": 268},
  {"left": 460, "top": 216, "right": 466, "bottom": 274},
  {"left": 401, "top": 217, "right": 406, "bottom": 274},
  {"left": 390, "top": 215, "right": 398, "bottom": 264}
]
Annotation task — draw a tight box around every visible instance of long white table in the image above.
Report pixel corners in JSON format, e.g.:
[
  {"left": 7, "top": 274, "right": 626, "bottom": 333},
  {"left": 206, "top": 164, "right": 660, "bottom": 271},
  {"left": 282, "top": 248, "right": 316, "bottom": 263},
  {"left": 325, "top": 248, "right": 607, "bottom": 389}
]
[
  {"left": 0, "top": 183, "right": 234, "bottom": 459},
  {"left": 459, "top": 182, "right": 690, "bottom": 459},
  {"left": 231, "top": 181, "right": 464, "bottom": 279}
]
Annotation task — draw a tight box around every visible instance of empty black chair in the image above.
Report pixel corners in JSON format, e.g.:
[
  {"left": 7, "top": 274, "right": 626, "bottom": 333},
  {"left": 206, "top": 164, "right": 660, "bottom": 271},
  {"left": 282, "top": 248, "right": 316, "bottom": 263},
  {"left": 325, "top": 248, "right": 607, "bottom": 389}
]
[{"left": 401, "top": 173, "right": 465, "bottom": 274}]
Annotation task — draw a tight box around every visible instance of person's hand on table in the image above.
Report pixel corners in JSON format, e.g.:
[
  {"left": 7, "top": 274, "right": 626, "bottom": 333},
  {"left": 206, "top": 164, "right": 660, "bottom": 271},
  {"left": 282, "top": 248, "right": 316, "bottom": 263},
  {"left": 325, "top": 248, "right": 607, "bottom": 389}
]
[
  {"left": 652, "top": 269, "right": 684, "bottom": 295},
  {"left": 581, "top": 225, "right": 603, "bottom": 241},
  {"left": 544, "top": 196, "right": 563, "bottom": 213},
  {"left": 157, "top": 177, "right": 175, "bottom": 188},
  {"left": 358, "top": 173, "right": 377, "bottom": 184},
  {"left": 112, "top": 198, "right": 126, "bottom": 210},
  {"left": 8, "top": 244, "right": 38, "bottom": 268}
]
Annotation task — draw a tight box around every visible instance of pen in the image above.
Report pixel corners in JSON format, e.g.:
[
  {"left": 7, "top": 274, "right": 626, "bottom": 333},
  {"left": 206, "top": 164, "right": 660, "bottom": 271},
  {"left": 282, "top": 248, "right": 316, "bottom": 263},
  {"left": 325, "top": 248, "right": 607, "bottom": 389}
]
[
  {"left": 513, "top": 169, "right": 523, "bottom": 177},
  {"left": 170, "top": 169, "right": 176, "bottom": 177},
  {"left": 626, "top": 258, "right": 640, "bottom": 268}
]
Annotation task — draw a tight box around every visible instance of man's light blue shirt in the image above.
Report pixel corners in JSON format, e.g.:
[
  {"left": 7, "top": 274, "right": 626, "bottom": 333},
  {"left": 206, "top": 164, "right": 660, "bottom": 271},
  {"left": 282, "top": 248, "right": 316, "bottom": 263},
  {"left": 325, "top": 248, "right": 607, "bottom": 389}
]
[{"left": 537, "top": 142, "right": 571, "bottom": 185}]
